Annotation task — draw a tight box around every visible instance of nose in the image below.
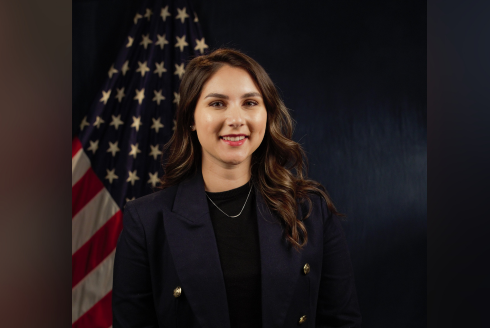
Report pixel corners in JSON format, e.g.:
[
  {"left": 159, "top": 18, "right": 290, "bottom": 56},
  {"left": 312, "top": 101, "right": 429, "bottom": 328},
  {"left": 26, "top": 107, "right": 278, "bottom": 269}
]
[{"left": 226, "top": 103, "right": 244, "bottom": 128}]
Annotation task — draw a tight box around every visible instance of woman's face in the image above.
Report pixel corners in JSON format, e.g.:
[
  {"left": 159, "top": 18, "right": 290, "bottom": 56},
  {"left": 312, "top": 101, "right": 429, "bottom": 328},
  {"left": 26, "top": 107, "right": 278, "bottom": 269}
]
[{"left": 193, "top": 65, "right": 267, "bottom": 168}]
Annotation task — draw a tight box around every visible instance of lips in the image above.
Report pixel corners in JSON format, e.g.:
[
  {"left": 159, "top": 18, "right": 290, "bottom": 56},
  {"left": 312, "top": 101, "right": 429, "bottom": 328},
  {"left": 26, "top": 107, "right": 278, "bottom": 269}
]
[
  {"left": 220, "top": 135, "right": 247, "bottom": 141},
  {"left": 220, "top": 134, "right": 248, "bottom": 146},
  {"left": 220, "top": 133, "right": 248, "bottom": 139}
]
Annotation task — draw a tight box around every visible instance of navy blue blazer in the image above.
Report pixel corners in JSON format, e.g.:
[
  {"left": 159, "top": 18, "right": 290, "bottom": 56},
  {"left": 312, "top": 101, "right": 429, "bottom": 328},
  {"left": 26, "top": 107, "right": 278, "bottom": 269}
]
[{"left": 112, "top": 171, "right": 361, "bottom": 327}]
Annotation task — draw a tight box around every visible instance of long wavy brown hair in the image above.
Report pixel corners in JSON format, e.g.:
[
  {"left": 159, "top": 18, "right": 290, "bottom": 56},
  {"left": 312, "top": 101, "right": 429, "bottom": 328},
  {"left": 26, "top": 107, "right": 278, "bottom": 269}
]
[{"left": 160, "top": 48, "right": 341, "bottom": 250}]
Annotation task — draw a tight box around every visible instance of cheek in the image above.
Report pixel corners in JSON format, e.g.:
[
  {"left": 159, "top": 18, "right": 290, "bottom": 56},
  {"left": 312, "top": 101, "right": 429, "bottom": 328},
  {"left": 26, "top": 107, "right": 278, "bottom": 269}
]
[
  {"left": 196, "top": 111, "right": 219, "bottom": 132},
  {"left": 251, "top": 110, "right": 268, "bottom": 134}
]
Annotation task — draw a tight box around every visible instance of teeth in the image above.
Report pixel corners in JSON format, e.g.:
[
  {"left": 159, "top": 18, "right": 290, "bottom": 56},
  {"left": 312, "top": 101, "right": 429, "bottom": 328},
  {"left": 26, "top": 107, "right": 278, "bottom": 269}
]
[{"left": 222, "top": 136, "right": 246, "bottom": 141}]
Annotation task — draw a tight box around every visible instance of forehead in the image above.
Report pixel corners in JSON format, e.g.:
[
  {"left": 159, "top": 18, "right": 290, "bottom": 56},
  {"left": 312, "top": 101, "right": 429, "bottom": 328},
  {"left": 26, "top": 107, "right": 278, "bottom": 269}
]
[{"left": 200, "top": 65, "right": 260, "bottom": 96}]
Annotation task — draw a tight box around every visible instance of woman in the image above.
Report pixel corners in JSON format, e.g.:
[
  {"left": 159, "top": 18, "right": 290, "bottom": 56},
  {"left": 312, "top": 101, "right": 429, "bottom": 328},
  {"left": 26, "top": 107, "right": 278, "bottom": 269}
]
[{"left": 113, "top": 48, "right": 362, "bottom": 327}]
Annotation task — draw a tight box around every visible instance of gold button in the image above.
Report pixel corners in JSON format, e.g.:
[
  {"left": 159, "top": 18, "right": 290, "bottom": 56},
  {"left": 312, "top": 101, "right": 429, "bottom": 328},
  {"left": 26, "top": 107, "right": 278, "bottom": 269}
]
[
  {"left": 173, "top": 286, "right": 182, "bottom": 298},
  {"left": 298, "top": 315, "right": 307, "bottom": 324},
  {"left": 303, "top": 263, "right": 310, "bottom": 275}
]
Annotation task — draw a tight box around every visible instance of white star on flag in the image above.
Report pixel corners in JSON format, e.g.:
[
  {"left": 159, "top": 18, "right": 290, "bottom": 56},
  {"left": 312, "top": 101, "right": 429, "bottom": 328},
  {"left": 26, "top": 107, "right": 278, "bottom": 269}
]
[
  {"left": 93, "top": 116, "right": 105, "bottom": 128},
  {"left": 174, "top": 63, "right": 185, "bottom": 79},
  {"left": 87, "top": 140, "right": 99, "bottom": 154},
  {"left": 147, "top": 172, "right": 160, "bottom": 187},
  {"left": 131, "top": 116, "right": 143, "bottom": 131},
  {"left": 134, "top": 89, "right": 145, "bottom": 105},
  {"left": 175, "top": 7, "right": 189, "bottom": 23},
  {"left": 129, "top": 143, "right": 142, "bottom": 159},
  {"left": 134, "top": 12, "right": 142, "bottom": 24},
  {"left": 105, "top": 168, "right": 119, "bottom": 184},
  {"left": 144, "top": 8, "right": 153, "bottom": 21},
  {"left": 172, "top": 119, "right": 177, "bottom": 131},
  {"left": 173, "top": 92, "right": 180, "bottom": 105},
  {"left": 155, "top": 34, "right": 169, "bottom": 49},
  {"left": 100, "top": 90, "right": 111, "bottom": 105},
  {"left": 194, "top": 38, "right": 208, "bottom": 54},
  {"left": 107, "top": 141, "right": 120, "bottom": 157},
  {"left": 140, "top": 34, "right": 153, "bottom": 49},
  {"left": 136, "top": 61, "right": 150, "bottom": 77},
  {"left": 108, "top": 64, "right": 118, "bottom": 78},
  {"left": 110, "top": 114, "right": 124, "bottom": 130},
  {"left": 126, "top": 197, "right": 136, "bottom": 203},
  {"left": 149, "top": 145, "right": 163, "bottom": 160},
  {"left": 194, "top": 13, "right": 199, "bottom": 22},
  {"left": 121, "top": 60, "right": 130, "bottom": 76},
  {"left": 154, "top": 61, "right": 167, "bottom": 77},
  {"left": 152, "top": 90, "right": 165, "bottom": 105},
  {"left": 175, "top": 35, "right": 188, "bottom": 52},
  {"left": 127, "top": 170, "right": 140, "bottom": 186},
  {"left": 151, "top": 117, "right": 164, "bottom": 132},
  {"left": 126, "top": 36, "right": 134, "bottom": 47},
  {"left": 79, "top": 116, "right": 89, "bottom": 131},
  {"left": 115, "top": 88, "right": 125, "bottom": 103},
  {"left": 161, "top": 6, "right": 171, "bottom": 21}
]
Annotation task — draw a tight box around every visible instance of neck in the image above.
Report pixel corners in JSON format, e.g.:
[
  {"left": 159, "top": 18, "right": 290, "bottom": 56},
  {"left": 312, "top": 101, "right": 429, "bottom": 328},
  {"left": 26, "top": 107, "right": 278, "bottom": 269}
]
[{"left": 201, "top": 157, "right": 251, "bottom": 192}]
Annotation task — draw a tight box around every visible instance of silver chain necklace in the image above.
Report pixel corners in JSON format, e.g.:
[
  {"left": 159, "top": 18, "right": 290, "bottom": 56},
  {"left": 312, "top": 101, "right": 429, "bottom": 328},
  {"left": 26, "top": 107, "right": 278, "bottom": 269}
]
[{"left": 205, "top": 185, "right": 253, "bottom": 218}]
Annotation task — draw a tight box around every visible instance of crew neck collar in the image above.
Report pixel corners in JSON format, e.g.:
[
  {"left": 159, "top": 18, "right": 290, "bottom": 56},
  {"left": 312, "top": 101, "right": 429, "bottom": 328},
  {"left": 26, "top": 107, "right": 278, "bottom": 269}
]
[{"left": 205, "top": 180, "right": 252, "bottom": 200}]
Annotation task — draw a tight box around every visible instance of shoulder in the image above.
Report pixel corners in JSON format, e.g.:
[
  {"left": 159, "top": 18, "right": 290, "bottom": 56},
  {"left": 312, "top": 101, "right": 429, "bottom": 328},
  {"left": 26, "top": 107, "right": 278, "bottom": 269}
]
[
  {"left": 300, "top": 185, "right": 331, "bottom": 216},
  {"left": 299, "top": 186, "right": 340, "bottom": 232},
  {"left": 306, "top": 191, "right": 346, "bottom": 241},
  {"left": 124, "top": 184, "right": 179, "bottom": 220}
]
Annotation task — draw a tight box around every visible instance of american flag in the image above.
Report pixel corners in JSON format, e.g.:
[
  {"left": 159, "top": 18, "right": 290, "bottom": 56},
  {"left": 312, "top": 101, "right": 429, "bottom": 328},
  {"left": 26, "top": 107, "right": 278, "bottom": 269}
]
[{"left": 71, "top": 0, "right": 207, "bottom": 326}]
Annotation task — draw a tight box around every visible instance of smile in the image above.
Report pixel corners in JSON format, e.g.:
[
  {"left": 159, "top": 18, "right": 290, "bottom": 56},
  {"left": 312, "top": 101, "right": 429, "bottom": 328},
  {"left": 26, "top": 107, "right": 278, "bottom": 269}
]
[
  {"left": 221, "top": 136, "right": 246, "bottom": 141},
  {"left": 220, "top": 135, "right": 248, "bottom": 146}
]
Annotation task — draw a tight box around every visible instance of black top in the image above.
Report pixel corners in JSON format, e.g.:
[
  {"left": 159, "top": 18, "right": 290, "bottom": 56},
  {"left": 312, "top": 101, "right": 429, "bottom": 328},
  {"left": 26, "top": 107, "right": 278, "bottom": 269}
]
[{"left": 206, "top": 181, "right": 262, "bottom": 328}]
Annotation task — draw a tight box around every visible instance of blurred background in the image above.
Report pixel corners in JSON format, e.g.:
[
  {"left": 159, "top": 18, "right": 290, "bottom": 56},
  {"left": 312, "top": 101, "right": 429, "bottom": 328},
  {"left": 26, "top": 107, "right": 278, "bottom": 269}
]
[{"left": 73, "top": 0, "right": 426, "bottom": 327}]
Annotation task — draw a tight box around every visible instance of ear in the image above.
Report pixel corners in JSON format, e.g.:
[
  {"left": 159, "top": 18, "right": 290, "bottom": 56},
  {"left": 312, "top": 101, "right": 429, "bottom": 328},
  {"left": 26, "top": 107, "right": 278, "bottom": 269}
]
[{"left": 190, "top": 124, "right": 196, "bottom": 131}]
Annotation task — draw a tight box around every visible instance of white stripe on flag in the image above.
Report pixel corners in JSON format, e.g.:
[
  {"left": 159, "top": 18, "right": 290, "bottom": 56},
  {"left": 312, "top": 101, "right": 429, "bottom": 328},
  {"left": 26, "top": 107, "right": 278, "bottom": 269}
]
[
  {"left": 72, "top": 187, "right": 120, "bottom": 254},
  {"left": 72, "top": 249, "right": 116, "bottom": 323},
  {"left": 72, "top": 147, "right": 91, "bottom": 186}
]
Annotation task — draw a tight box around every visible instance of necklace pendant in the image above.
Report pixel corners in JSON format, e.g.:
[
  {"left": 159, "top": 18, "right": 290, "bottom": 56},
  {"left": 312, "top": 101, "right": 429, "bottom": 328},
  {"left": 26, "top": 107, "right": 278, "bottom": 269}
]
[{"left": 205, "top": 185, "right": 253, "bottom": 218}]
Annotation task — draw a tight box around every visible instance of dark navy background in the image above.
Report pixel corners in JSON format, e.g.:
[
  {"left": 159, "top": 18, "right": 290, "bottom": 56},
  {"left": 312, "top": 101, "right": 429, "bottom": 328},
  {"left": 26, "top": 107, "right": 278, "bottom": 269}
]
[{"left": 73, "top": 1, "right": 426, "bottom": 327}]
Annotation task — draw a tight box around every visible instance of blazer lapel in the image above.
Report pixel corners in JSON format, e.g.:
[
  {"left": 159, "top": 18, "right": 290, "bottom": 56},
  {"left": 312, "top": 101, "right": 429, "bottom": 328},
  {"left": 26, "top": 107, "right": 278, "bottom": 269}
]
[
  {"left": 256, "top": 191, "right": 302, "bottom": 328},
  {"left": 163, "top": 171, "right": 230, "bottom": 328}
]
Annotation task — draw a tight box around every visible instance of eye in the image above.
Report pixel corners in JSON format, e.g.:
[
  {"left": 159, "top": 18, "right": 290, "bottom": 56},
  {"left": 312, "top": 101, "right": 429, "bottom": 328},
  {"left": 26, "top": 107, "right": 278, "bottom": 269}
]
[
  {"left": 209, "top": 101, "right": 225, "bottom": 108},
  {"left": 244, "top": 100, "right": 258, "bottom": 107}
]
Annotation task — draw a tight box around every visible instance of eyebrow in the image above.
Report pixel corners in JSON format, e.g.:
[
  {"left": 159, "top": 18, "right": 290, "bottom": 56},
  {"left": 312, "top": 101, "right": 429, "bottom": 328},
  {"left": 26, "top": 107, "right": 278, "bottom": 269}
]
[
  {"left": 204, "top": 92, "right": 262, "bottom": 99},
  {"left": 241, "top": 92, "right": 262, "bottom": 98},
  {"left": 204, "top": 93, "right": 228, "bottom": 99}
]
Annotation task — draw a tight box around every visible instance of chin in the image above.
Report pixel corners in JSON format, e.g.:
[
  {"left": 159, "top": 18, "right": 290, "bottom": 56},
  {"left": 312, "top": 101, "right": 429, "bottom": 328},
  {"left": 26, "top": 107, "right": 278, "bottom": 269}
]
[
  {"left": 221, "top": 156, "right": 247, "bottom": 166},
  {"left": 225, "top": 159, "right": 243, "bottom": 166}
]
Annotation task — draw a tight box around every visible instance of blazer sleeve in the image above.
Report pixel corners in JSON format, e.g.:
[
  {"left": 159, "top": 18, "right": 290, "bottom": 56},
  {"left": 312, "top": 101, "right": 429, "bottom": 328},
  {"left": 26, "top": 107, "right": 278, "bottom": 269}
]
[
  {"left": 316, "top": 197, "right": 362, "bottom": 327},
  {"left": 112, "top": 202, "right": 159, "bottom": 328}
]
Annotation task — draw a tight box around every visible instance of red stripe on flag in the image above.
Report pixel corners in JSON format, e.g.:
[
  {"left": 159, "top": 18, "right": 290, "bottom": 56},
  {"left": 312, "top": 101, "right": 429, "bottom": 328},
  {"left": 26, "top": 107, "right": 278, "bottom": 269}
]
[
  {"left": 72, "top": 291, "right": 112, "bottom": 328},
  {"left": 72, "top": 137, "right": 83, "bottom": 158},
  {"left": 72, "top": 168, "right": 105, "bottom": 218},
  {"left": 72, "top": 210, "right": 123, "bottom": 288}
]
